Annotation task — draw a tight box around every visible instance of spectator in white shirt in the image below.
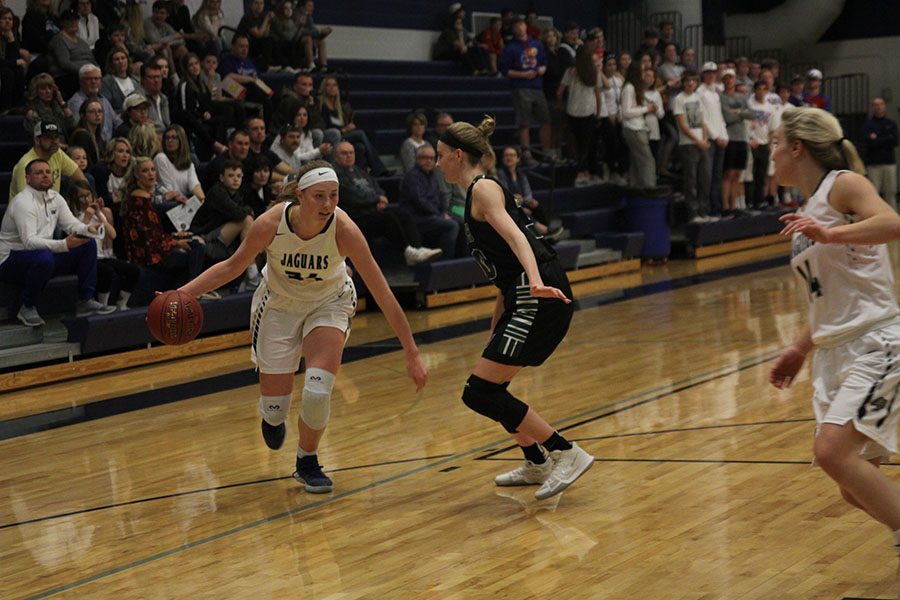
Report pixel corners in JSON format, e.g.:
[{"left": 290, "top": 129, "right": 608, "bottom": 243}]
[
  {"left": 642, "top": 67, "right": 665, "bottom": 160},
  {"left": 620, "top": 62, "right": 657, "bottom": 188},
  {"left": 699, "top": 61, "right": 728, "bottom": 215},
  {"left": 75, "top": 0, "right": 100, "bottom": 50},
  {"left": 0, "top": 158, "right": 116, "bottom": 327},
  {"left": 747, "top": 80, "right": 776, "bottom": 208},
  {"left": 154, "top": 124, "right": 205, "bottom": 202},
  {"left": 672, "top": 69, "right": 711, "bottom": 220},
  {"left": 270, "top": 123, "right": 324, "bottom": 171}
]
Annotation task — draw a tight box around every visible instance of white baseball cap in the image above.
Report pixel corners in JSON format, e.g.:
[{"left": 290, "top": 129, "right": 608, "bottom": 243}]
[
  {"left": 701, "top": 61, "right": 718, "bottom": 73},
  {"left": 807, "top": 68, "right": 823, "bottom": 80},
  {"left": 722, "top": 68, "right": 736, "bottom": 78}
]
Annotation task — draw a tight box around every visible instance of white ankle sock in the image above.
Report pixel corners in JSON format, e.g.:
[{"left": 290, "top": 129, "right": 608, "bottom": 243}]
[
  {"left": 297, "top": 447, "right": 317, "bottom": 459},
  {"left": 116, "top": 291, "right": 131, "bottom": 309},
  {"left": 97, "top": 291, "right": 110, "bottom": 305}
]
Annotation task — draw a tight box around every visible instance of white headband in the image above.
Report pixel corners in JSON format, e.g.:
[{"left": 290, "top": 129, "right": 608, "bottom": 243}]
[{"left": 298, "top": 167, "right": 339, "bottom": 190}]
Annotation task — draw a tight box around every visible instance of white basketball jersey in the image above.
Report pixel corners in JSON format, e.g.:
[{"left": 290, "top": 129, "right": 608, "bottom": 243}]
[
  {"left": 263, "top": 202, "right": 347, "bottom": 305},
  {"left": 790, "top": 170, "right": 899, "bottom": 347}
]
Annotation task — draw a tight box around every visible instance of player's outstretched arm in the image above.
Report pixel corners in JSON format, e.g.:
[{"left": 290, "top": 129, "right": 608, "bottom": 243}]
[
  {"left": 780, "top": 173, "right": 900, "bottom": 244},
  {"left": 178, "top": 205, "right": 280, "bottom": 298},
  {"left": 337, "top": 213, "right": 428, "bottom": 391}
]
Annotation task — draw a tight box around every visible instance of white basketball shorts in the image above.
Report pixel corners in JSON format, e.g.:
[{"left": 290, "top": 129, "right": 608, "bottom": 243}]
[
  {"left": 812, "top": 322, "right": 900, "bottom": 460},
  {"left": 249, "top": 278, "right": 356, "bottom": 374}
]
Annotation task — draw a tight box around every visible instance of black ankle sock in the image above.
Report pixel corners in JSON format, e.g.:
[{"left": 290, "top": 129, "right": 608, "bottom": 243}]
[
  {"left": 521, "top": 443, "right": 546, "bottom": 464},
  {"left": 542, "top": 432, "right": 572, "bottom": 452}
]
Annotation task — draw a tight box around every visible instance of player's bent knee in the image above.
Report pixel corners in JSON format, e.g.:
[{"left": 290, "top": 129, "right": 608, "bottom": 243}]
[
  {"left": 300, "top": 368, "right": 335, "bottom": 430},
  {"left": 259, "top": 394, "right": 292, "bottom": 426},
  {"left": 461, "top": 374, "right": 529, "bottom": 432}
]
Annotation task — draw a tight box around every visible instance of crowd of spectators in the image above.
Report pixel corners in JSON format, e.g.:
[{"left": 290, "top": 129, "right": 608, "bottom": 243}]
[
  {"left": 470, "top": 15, "right": 896, "bottom": 223},
  {"left": 0, "top": 2, "right": 895, "bottom": 329},
  {"left": 0, "top": 0, "right": 454, "bottom": 328}
]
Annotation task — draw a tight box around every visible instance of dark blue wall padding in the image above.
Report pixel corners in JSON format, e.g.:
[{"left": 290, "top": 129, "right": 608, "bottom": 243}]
[
  {"left": 595, "top": 232, "right": 645, "bottom": 259},
  {"left": 534, "top": 184, "right": 626, "bottom": 213},
  {"left": 412, "top": 256, "right": 488, "bottom": 292},
  {"left": 559, "top": 207, "right": 621, "bottom": 238},
  {"left": 63, "top": 291, "right": 254, "bottom": 355},
  {"left": 684, "top": 212, "right": 787, "bottom": 247}
]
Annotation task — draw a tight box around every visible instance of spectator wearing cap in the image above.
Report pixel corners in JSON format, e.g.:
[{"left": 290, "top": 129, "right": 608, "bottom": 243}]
[
  {"left": 863, "top": 97, "right": 899, "bottom": 210},
  {"left": 11, "top": 121, "right": 87, "bottom": 199},
  {"left": 399, "top": 143, "right": 465, "bottom": 260},
  {"left": 803, "top": 68, "right": 832, "bottom": 112},
  {"left": 500, "top": 17, "right": 551, "bottom": 166},
  {"left": 0, "top": 157, "right": 116, "bottom": 328},
  {"left": 114, "top": 93, "right": 152, "bottom": 139},
  {"left": 699, "top": 61, "right": 728, "bottom": 215},
  {"left": 48, "top": 10, "right": 98, "bottom": 96},
  {"left": 67, "top": 63, "right": 122, "bottom": 143}
]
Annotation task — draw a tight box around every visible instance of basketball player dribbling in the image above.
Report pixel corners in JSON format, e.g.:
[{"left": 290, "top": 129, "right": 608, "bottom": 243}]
[
  {"left": 770, "top": 107, "right": 900, "bottom": 550},
  {"left": 179, "top": 160, "right": 428, "bottom": 492},
  {"left": 436, "top": 116, "right": 594, "bottom": 500}
]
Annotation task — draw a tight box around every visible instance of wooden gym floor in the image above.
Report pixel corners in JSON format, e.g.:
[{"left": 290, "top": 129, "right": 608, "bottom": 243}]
[{"left": 2, "top": 244, "right": 899, "bottom": 599}]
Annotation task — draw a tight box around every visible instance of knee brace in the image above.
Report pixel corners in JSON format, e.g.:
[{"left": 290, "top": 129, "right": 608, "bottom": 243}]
[
  {"left": 300, "top": 368, "right": 335, "bottom": 430},
  {"left": 461, "top": 375, "right": 529, "bottom": 433},
  {"left": 259, "top": 394, "right": 292, "bottom": 426}
]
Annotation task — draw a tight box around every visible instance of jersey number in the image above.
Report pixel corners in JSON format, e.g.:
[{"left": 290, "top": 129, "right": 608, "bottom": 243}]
[{"left": 795, "top": 259, "right": 823, "bottom": 299}]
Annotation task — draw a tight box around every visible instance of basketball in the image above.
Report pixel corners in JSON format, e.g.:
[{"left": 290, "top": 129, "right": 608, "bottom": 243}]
[{"left": 146, "top": 290, "right": 204, "bottom": 345}]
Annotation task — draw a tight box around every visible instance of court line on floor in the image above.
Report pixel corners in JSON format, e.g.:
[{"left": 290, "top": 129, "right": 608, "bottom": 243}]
[
  {"left": 1, "top": 255, "right": 789, "bottom": 441},
  {"left": 24, "top": 347, "right": 785, "bottom": 600},
  {"left": 0, "top": 453, "right": 455, "bottom": 531},
  {"left": 476, "top": 350, "right": 783, "bottom": 460}
]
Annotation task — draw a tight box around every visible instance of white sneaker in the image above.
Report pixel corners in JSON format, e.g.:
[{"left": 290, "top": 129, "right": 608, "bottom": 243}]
[
  {"left": 76, "top": 298, "right": 117, "bottom": 316},
  {"left": 403, "top": 246, "right": 442, "bottom": 265},
  {"left": 495, "top": 459, "right": 553, "bottom": 486},
  {"left": 534, "top": 443, "right": 594, "bottom": 500},
  {"left": 17, "top": 304, "right": 45, "bottom": 327}
]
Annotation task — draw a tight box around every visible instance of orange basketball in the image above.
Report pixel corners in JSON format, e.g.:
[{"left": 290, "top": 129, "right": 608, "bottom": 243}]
[{"left": 146, "top": 290, "right": 204, "bottom": 345}]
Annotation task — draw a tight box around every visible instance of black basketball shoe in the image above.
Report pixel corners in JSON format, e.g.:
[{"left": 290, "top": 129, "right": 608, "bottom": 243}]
[
  {"left": 260, "top": 420, "right": 286, "bottom": 450},
  {"left": 294, "top": 455, "right": 333, "bottom": 493}
]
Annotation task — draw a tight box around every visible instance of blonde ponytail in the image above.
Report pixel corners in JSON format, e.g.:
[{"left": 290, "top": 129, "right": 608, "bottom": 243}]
[{"left": 781, "top": 107, "right": 865, "bottom": 175}]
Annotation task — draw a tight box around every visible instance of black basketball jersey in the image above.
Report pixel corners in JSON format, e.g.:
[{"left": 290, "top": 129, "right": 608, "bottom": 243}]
[{"left": 464, "top": 174, "right": 558, "bottom": 290}]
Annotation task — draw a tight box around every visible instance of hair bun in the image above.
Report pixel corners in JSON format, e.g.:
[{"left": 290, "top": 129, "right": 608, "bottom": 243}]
[{"left": 477, "top": 115, "right": 496, "bottom": 139}]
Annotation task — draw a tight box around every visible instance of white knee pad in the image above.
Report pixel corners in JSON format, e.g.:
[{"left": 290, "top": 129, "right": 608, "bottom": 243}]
[
  {"left": 259, "top": 394, "right": 292, "bottom": 426},
  {"left": 300, "top": 368, "right": 335, "bottom": 430}
]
